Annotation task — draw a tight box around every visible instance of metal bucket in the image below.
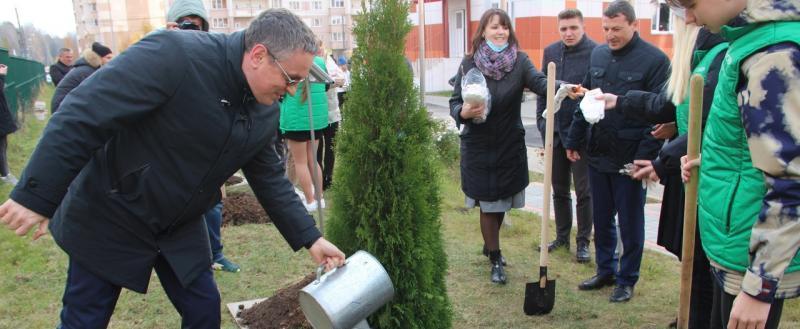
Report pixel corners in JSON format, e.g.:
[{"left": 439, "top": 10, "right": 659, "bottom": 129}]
[{"left": 298, "top": 250, "right": 395, "bottom": 329}]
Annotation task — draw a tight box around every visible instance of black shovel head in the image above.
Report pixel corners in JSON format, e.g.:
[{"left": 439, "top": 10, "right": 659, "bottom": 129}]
[{"left": 524, "top": 268, "right": 556, "bottom": 315}]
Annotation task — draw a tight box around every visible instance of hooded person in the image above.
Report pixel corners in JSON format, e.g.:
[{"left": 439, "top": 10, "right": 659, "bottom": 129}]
[
  {"left": 51, "top": 42, "right": 114, "bottom": 113},
  {"left": 166, "top": 0, "right": 210, "bottom": 32}
]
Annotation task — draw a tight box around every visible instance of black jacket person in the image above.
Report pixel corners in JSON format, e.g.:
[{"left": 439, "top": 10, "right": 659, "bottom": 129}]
[
  {"left": 0, "top": 9, "right": 344, "bottom": 328},
  {"left": 564, "top": 0, "right": 669, "bottom": 303}
]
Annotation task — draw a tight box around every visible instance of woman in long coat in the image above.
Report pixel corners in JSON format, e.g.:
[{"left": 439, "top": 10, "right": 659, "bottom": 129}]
[{"left": 450, "top": 8, "right": 571, "bottom": 284}]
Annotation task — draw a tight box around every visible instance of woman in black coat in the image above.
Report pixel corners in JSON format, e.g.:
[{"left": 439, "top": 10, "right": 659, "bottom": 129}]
[
  {"left": 449, "top": 8, "right": 575, "bottom": 284},
  {"left": 0, "top": 64, "right": 19, "bottom": 184},
  {"left": 51, "top": 42, "right": 114, "bottom": 113}
]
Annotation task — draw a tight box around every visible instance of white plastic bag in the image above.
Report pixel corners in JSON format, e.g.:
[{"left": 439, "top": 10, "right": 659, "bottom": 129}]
[
  {"left": 461, "top": 68, "right": 491, "bottom": 124},
  {"left": 580, "top": 88, "right": 605, "bottom": 124}
]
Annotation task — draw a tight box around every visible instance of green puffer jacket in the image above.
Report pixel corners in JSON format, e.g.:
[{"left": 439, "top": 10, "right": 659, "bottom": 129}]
[
  {"left": 280, "top": 56, "right": 329, "bottom": 132},
  {"left": 698, "top": 21, "right": 800, "bottom": 274}
]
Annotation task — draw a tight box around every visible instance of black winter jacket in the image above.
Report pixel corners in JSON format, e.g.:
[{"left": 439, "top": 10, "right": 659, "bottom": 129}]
[
  {"left": 49, "top": 60, "right": 72, "bottom": 87},
  {"left": 450, "top": 52, "right": 550, "bottom": 201},
  {"left": 536, "top": 35, "right": 597, "bottom": 147},
  {"left": 0, "top": 76, "right": 19, "bottom": 136},
  {"left": 51, "top": 57, "right": 99, "bottom": 113},
  {"left": 564, "top": 33, "right": 670, "bottom": 173},
  {"left": 615, "top": 30, "right": 726, "bottom": 178},
  {"left": 11, "top": 30, "right": 321, "bottom": 292}
]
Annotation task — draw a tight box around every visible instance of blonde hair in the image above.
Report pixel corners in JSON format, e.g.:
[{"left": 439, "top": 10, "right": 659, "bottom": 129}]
[{"left": 666, "top": 14, "right": 700, "bottom": 105}]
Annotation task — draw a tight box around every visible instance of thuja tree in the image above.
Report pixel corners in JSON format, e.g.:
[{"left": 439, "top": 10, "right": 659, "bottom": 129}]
[{"left": 325, "top": 0, "right": 452, "bottom": 327}]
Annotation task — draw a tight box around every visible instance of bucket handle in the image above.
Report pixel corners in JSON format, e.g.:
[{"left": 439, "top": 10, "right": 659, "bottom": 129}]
[{"left": 314, "top": 259, "right": 350, "bottom": 284}]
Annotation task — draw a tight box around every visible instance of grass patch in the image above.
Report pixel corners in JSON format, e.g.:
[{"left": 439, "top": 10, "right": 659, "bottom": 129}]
[
  {"left": 427, "top": 90, "right": 453, "bottom": 97},
  {"left": 1, "top": 91, "right": 798, "bottom": 327}
]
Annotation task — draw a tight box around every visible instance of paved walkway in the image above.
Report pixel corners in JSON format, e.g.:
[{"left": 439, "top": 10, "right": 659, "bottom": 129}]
[{"left": 425, "top": 95, "right": 672, "bottom": 257}]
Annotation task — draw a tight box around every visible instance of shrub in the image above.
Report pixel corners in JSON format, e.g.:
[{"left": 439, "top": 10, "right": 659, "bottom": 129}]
[{"left": 325, "top": 0, "right": 453, "bottom": 327}]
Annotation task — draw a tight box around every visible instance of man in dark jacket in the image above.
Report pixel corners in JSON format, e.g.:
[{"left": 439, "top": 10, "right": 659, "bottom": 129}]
[
  {"left": 0, "top": 9, "right": 345, "bottom": 329},
  {"left": 0, "top": 64, "right": 19, "bottom": 185},
  {"left": 535, "top": 8, "right": 596, "bottom": 263},
  {"left": 51, "top": 42, "right": 114, "bottom": 113},
  {"left": 564, "top": 0, "right": 669, "bottom": 303},
  {"left": 49, "top": 48, "right": 73, "bottom": 86}
]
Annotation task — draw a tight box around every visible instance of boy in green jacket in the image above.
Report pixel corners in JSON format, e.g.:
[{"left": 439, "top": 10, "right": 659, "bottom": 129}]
[{"left": 675, "top": 0, "right": 800, "bottom": 328}]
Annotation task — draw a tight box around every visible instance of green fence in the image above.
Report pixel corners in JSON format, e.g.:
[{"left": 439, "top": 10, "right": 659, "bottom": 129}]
[{"left": 1, "top": 48, "right": 46, "bottom": 119}]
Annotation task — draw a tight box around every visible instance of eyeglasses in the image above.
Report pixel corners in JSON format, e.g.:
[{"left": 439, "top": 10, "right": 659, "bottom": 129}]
[{"left": 267, "top": 49, "right": 299, "bottom": 87}]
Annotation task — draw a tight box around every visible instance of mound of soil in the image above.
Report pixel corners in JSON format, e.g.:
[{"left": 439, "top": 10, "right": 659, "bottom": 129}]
[
  {"left": 240, "top": 273, "right": 315, "bottom": 329},
  {"left": 225, "top": 175, "right": 244, "bottom": 186},
  {"left": 222, "top": 194, "right": 271, "bottom": 226}
]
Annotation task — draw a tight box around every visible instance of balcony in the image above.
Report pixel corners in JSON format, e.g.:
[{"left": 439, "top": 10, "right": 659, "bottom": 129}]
[{"left": 234, "top": 8, "right": 260, "bottom": 17}]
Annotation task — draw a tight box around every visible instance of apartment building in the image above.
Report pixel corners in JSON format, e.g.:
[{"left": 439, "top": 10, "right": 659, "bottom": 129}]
[
  {"left": 407, "top": 0, "right": 676, "bottom": 92},
  {"left": 204, "top": 0, "right": 361, "bottom": 57},
  {"left": 73, "top": 0, "right": 167, "bottom": 52}
]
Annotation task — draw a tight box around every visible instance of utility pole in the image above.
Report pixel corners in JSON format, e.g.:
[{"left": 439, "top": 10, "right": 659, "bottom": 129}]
[
  {"left": 417, "top": 0, "right": 425, "bottom": 104},
  {"left": 14, "top": 7, "right": 29, "bottom": 58}
]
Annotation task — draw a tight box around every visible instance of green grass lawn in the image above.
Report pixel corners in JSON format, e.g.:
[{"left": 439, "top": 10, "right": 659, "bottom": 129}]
[{"left": 1, "top": 85, "right": 798, "bottom": 328}]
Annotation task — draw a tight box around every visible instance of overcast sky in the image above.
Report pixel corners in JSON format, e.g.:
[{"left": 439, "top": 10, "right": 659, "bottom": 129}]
[{"left": 0, "top": 0, "right": 77, "bottom": 38}]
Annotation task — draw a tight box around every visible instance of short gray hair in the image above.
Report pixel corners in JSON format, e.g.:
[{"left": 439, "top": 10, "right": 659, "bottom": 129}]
[{"left": 244, "top": 9, "right": 318, "bottom": 60}]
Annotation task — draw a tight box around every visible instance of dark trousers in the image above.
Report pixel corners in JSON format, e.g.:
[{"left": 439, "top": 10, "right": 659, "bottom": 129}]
[
  {"left": 0, "top": 134, "right": 8, "bottom": 176},
  {"left": 203, "top": 202, "right": 224, "bottom": 261},
  {"left": 317, "top": 121, "right": 339, "bottom": 190},
  {"left": 588, "top": 167, "right": 646, "bottom": 287},
  {"left": 59, "top": 256, "right": 221, "bottom": 329},
  {"left": 337, "top": 92, "right": 346, "bottom": 108},
  {"left": 710, "top": 276, "right": 784, "bottom": 329},
  {"left": 687, "top": 234, "right": 714, "bottom": 329},
  {"left": 551, "top": 141, "right": 592, "bottom": 244}
]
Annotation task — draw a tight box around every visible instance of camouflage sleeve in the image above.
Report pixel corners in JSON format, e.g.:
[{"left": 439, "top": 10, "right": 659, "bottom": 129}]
[{"left": 739, "top": 43, "right": 800, "bottom": 303}]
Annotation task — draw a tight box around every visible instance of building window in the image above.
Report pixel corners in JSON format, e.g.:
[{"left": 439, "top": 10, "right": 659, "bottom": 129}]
[
  {"left": 332, "top": 31, "right": 344, "bottom": 42},
  {"left": 90, "top": 3, "right": 97, "bottom": 11},
  {"left": 331, "top": 16, "right": 344, "bottom": 25},
  {"left": 213, "top": 18, "right": 229, "bottom": 28},
  {"left": 651, "top": 0, "right": 674, "bottom": 33},
  {"left": 289, "top": 1, "right": 300, "bottom": 9},
  {"left": 312, "top": 0, "right": 323, "bottom": 9},
  {"left": 271, "top": 0, "right": 281, "bottom": 7},
  {"left": 212, "top": 0, "right": 226, "bottom": 9},
  {"left": 331, "top": 0, "right": 344, "bottom": 8},
  {"left": 311, "top": 18, "right": 321, "bottom": 27}
]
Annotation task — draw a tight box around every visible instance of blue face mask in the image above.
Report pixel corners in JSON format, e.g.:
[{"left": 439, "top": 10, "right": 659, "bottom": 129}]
[{"left": 486, "top": 40, "right": 508, "bottom": 52}]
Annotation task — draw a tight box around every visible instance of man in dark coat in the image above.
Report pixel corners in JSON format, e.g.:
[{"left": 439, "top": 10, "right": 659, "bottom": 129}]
[
  {"left": 49, "top": 48, "right": 73, "bottom": 86},
  {"left": 0, "top": 9, "right": 345, "bottom": 328},
  {"left": 564, "top": 0, "right": 669, "bottom": 303},
  {"left": 535, "top": 8, "right": 596, "bottom": 263}
]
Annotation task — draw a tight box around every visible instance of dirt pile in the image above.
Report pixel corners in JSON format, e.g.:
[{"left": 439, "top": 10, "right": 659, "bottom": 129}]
[
  {"left": 222, "top": 193, "right": 271, "bottom": 226},
  {"left": 239, "top": 273, "right": 315, "bottom": 329}
]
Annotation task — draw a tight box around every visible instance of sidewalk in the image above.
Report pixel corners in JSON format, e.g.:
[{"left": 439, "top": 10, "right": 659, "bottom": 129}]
[{"left": 425, "top": 94, "right": 672, "bottom": 257}]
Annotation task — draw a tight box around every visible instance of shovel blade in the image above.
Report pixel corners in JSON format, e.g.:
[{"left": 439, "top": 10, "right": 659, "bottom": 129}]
[{"left": 524, "top": 278, "right": 556, "bottom": 315}]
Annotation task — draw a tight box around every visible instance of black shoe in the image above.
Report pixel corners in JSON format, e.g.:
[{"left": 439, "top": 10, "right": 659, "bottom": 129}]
[
  {"left": 578, "top": 274, "right": 615, "bottom": 290},
  {"left": 490, "top": 261, "right": 507, "bottom": 284},
  {"left": 576, "top": 242, "right": 591, "bottom": 263},
  {"left": 537, "top": 239, "right": 569, "bottom": 253},
  {"left": 609, "top": 285, "right": 634, "bottom": 302},
  {"left": 482, "top": 245, "right": 506, "bottom": 266}
]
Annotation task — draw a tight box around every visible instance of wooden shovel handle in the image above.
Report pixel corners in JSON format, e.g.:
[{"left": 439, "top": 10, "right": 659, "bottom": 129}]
[
  {"left": 540, "top": 62, "right": 556, "bottom": 268},
  {"left": 678, "top": 74, "right": 704, "bottom": 329}
]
